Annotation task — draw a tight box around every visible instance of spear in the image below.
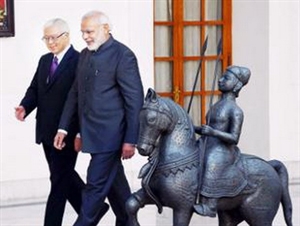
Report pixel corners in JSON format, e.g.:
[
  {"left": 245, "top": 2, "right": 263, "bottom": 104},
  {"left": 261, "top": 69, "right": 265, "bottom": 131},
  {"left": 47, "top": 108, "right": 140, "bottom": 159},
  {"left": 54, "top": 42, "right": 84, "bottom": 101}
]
[
  {"left": 195, "top": 37, "right": 223, "bottom": 204},
  {"left": 207, "top": 37, "right": 223, "bottom": 125},
  {"left": 187, "top": 35, "right": 209, "bottom": 114}
]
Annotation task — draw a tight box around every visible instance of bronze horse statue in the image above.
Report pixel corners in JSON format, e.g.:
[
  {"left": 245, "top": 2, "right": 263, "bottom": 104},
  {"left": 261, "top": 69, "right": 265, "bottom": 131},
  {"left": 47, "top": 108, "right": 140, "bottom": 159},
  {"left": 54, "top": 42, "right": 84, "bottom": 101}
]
[{"left": 126, "top": 88, "right": 293, "bottom": 226}]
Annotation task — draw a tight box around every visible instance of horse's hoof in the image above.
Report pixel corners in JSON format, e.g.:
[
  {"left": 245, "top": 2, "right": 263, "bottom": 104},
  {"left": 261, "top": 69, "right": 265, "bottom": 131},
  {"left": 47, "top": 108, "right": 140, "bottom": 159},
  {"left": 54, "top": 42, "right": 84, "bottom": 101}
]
[{"left": 193, "top": 204, "right": 216, "bottom": 218}]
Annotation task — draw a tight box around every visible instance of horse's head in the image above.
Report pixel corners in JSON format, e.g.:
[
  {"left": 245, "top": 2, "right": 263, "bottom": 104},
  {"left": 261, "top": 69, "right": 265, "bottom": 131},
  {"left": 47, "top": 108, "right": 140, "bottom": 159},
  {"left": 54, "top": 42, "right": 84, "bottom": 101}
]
[{"left": 137, "top": 88, "right": 177, "bottom": 156}]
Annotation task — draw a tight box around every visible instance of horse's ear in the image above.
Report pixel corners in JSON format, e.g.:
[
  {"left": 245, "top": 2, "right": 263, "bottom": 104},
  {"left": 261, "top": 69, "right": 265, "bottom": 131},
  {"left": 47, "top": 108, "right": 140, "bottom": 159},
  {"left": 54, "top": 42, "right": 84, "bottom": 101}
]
[{"left": 145, "top": 88, "right": 158, "bottom": 102}]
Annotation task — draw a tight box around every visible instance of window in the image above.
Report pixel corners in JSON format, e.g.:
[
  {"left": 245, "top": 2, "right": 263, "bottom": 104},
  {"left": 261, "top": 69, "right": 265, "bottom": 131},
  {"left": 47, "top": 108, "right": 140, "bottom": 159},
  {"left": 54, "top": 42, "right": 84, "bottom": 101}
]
[{"left": 154, "top": 0, "right": 232, "bottom": 125}]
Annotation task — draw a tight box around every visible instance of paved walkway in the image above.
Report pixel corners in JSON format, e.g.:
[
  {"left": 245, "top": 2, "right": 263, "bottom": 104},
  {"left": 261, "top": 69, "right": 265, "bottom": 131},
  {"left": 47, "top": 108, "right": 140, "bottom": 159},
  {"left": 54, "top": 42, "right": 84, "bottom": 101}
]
[{"left": 1, "top": 184, "right": 299, "bottom": 226}]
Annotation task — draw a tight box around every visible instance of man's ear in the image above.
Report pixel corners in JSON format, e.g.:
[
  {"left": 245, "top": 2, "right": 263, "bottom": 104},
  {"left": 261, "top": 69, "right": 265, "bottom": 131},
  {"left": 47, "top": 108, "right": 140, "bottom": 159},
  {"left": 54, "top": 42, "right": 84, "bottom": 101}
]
[
  {"left": 103, "top": 24, "right": 110, "bottom": 33},
  {"left": 233, "top": 81, "right": 243, "bottom": 94}
]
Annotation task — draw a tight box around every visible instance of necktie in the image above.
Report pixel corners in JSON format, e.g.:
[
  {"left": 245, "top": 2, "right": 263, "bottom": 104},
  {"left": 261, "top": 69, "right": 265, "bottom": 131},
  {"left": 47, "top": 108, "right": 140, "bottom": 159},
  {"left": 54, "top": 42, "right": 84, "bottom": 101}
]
[{"left": 49, "top": 56, "right": 58, "bottom": 80}]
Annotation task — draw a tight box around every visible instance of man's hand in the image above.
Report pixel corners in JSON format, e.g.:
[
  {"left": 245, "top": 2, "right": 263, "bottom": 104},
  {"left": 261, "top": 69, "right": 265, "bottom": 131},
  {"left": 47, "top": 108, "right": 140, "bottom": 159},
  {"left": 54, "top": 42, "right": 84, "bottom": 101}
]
[
  {"left": 200, "top": 124, "right": 214, "bottom": 136},
  {"left": 53, "top": 132, "right": 66, "bottom": 150},
  {"left": 122, "top": 143, "right": 135, "bottom": 160},
  {"left": 14, "top": 106, "right": 26, "bottom": 121},
  {"left": 74, "top": 136, "right": 82, "bottom": 152}
]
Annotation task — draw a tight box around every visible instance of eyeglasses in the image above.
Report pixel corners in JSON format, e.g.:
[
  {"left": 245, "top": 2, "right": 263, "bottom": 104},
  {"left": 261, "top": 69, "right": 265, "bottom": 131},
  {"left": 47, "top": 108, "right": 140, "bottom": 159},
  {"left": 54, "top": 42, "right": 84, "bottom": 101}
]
[{"left": 42, "top": 32, "right": 67, "bottom": 43}]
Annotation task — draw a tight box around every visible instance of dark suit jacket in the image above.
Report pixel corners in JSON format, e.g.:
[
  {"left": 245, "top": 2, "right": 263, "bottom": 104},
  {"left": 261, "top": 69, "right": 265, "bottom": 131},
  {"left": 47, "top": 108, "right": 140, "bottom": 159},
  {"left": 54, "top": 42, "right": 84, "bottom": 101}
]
[
  {"left": 59, "top": 36, "right": 144, "bottom": 153},
  {"left": 20, "top": 45, "right": 79, "bottom": 146}
]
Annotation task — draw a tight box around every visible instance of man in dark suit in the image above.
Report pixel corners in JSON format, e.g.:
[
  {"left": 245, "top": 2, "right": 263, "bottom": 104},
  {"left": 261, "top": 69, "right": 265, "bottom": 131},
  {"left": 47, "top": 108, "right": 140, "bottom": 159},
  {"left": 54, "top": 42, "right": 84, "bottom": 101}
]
[
  {"left": 54, "top": 11, "right": 144, "bottom": 226},
  {"left": 15, "top": 18, "right": 84, "bottom": 226}
]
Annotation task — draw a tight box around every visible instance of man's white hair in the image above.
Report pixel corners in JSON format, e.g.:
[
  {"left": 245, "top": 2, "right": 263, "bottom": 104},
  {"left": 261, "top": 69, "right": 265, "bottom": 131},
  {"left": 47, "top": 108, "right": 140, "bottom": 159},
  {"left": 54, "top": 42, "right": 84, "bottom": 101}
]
[
  {"left": 44, "top": 18, "right": 70, "bottom": 33},
  {"left": 82, "top": 10, "right": 113, "bottom": 31}
]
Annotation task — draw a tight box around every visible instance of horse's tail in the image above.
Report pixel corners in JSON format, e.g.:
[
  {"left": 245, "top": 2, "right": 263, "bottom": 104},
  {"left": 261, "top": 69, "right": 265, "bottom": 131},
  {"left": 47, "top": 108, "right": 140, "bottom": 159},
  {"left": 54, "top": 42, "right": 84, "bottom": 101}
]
[{"left": 268, "top": 160, "right": 293, "bottom": 226}]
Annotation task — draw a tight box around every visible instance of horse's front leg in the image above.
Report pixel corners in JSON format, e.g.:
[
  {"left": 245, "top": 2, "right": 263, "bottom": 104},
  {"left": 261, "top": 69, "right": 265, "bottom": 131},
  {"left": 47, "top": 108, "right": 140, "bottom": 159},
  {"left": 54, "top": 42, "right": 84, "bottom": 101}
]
[
  {"left": 173, "top": 208, "right": 193, "bottom": 226},
  {"left": 126, "top": 188, "right": 154, "bottom": 226}
]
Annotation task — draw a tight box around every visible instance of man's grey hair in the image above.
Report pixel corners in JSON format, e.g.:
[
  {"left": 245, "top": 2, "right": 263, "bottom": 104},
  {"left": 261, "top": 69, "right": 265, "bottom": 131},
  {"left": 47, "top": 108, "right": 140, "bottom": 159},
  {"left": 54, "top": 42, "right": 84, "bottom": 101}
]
[
  {"left": 82, "top": 11, "right": 113, "bottom": 31},
  {"left": 44, "top": 18, "right": 70, "bottom": 33}
]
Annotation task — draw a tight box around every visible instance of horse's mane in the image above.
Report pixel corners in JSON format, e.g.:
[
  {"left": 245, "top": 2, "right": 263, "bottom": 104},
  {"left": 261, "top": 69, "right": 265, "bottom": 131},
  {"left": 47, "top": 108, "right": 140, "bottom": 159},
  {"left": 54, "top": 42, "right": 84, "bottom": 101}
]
[
  {"left": 143, "top": 88, "right": 195, "bottom": 137},
  {"left": 157, "top": 96, "right": 195, "bottom": 136}
]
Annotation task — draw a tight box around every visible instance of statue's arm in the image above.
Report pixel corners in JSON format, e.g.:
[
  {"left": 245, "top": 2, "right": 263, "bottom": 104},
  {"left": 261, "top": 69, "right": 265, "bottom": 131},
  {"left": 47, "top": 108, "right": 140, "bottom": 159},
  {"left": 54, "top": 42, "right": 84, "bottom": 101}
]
[{"left": 202, "top": 109, "right": 244, "bottom": 145}]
